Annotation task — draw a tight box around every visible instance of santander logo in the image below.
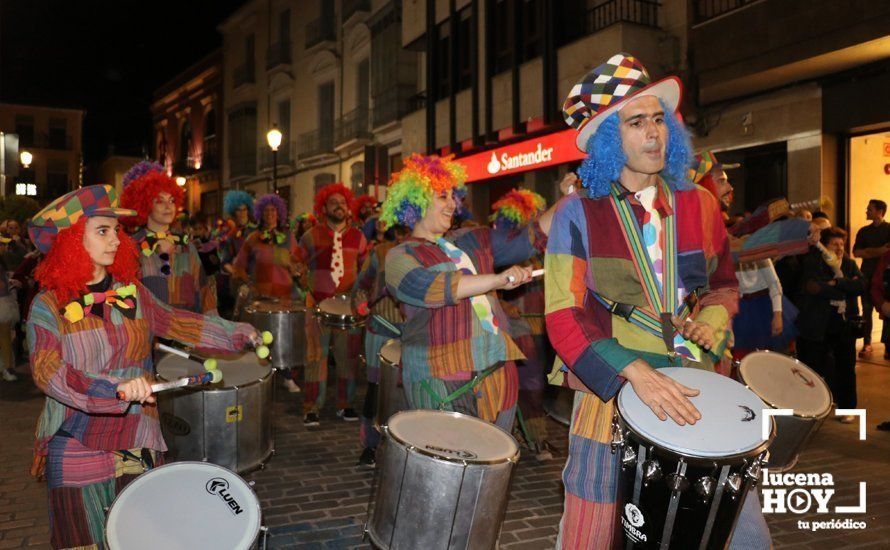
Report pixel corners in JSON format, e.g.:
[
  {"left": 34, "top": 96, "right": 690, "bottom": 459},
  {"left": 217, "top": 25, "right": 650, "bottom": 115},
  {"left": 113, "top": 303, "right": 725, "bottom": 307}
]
[
  {"left": 486, "top": 143, "right": 554, "bottom": 176},
  {"left": 459, "top": 128, "right": 586, "bottom": 183},
  {"left": 487, "top": 153, "right": 501, "bottom": 174}
]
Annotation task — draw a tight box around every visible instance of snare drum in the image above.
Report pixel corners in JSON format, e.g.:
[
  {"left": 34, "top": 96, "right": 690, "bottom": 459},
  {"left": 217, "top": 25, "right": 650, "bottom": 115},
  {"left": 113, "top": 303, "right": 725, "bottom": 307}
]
[
  {"left": 242, "top": 299, "right": 306, "bottom": 368},
  {"left": 157, "top": 353, "right": 274, "bottom": 473},
  {"left": 614, "top": 368, "right": 774, "bottom": 549},
  {"left": 369, "top": 410, "right": 519, "bottom": 550},
  {"left": 376, "top": 339, "right": 407, "bottom": 427},
  {"left": 316, "top": 294, "right": 366, "bottom": 329},
  {"left": 739, "top": 351, "right": 832, "bottom": 471},
  {"left": 105, "top": 462, "right": 263, "bottom": 550}
]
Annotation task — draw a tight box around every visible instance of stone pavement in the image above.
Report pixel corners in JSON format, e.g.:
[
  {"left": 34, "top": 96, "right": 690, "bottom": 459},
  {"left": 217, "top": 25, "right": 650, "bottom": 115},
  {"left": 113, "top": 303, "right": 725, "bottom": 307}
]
[{"left": 1, "top": 352, "right": 889, "bottom": 549}]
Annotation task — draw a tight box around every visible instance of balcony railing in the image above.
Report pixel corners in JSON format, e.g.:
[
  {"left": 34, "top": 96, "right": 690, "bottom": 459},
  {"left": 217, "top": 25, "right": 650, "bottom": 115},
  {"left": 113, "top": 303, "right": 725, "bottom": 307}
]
[
  {"left": 335, "top": 108, "right": 372, "bottom": 145},
  {"left": 371, "top": 85, "right": 417, "bottom": 127},
  {"left": 266, "top": 42, "right": 291, "bottom": 70},
  {"left": 305, "top": 18, "right": 336, "bottom": 49},
  {"left": 297, "top": 128, "right": 334, "bottom": 159},
  {"left": 587, "top": 0, "right": 660, "bottom": 34},
  {"left": 342, "top": 0, "right": 370, "bottom": 22},
  {"left": 258, "top": 141, "right": 295, "bottom": 170},
  {"left": 693, "top": 0, "right": 758, "bottom": 24},
  {"left": 229, "top": 153, "right": 257, "bottom": 178},
  {"left": 233, "top": 64, "right": 256, "bottom": 87}
]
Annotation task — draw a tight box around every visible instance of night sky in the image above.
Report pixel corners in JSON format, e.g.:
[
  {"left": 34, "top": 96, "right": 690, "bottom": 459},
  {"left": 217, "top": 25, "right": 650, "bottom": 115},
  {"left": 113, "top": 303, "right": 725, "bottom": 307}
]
[{"left": 0, "top": 0, "right": 245, "bottom": 164}]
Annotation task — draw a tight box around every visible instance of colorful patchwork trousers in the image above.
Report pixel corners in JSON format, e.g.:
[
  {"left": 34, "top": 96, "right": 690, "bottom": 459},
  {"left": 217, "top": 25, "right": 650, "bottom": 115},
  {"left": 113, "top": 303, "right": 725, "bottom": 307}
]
[{"left": 302, "top": 315, "right": 363, "bottom": 415}]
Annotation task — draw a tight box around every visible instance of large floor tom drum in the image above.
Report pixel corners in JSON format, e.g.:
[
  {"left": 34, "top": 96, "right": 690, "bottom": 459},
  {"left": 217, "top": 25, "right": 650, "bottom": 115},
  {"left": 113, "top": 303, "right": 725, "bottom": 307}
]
[
  {"left": 738, "top": 351, "right": 832, "bottom": 471},
  {"left": 158, "top": 353, "right": 274, "bottom": 473},
  {"left": 369, "top": 410, "right": 519, "bottom": 549}
]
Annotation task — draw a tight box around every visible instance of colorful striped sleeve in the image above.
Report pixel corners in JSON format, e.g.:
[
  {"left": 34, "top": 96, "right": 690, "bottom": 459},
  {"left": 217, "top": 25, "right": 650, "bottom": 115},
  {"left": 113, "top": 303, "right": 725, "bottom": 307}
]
[
  {"left": 544, "top": 194, "right": 636, "bottom": 400},
  {"left": 385, "top": 244, "right": 463, "bottom": 308},
  {"left": 139, "top": 283, "right": 254, "bottom": 353},
  {"left": 27, "top": 295, "right": 128, "bottom": 414}
]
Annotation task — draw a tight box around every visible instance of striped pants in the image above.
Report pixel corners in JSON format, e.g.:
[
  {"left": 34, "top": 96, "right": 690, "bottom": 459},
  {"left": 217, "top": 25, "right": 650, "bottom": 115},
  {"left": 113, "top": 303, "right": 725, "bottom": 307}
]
[
  {"left": 302, "top": 316, "right": 363, "bottom": 414},
  {"left": 557, "top": 391, "right": 771, "bottom": 549}
]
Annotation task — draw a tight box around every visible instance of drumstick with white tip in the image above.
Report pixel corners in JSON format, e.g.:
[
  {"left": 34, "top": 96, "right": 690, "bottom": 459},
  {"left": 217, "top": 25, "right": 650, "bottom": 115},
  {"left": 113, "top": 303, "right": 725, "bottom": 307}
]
[
  {"left": 506, "top": 269, "right": 545, "bottom": 284},
  {"left": 155, "top": 342, "right": 218, "bottom": 371},
  {"left": 116, "top": 370, "right": 223, "bottom": 400}
]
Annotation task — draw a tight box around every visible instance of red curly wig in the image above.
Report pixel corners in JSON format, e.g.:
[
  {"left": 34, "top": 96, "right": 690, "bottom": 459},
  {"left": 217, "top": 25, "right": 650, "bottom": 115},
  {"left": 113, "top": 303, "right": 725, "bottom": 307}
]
[
  {"left": 119, "top": 171, "right": 185, "bottom": 227},
  {"left": 314, "top": 183, "right": 355, "bottom": 218},
  {"left": 352, "top": 194, "right": 378, "bottom": 219},
  {"left": 35, "top": 217, "right": 140, "bottom": 304}
]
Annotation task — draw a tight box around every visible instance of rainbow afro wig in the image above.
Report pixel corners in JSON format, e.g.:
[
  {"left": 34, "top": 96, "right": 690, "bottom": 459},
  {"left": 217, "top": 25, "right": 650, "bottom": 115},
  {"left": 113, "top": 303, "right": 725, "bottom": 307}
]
[
  {"left": 224, "top": 190, "right": 255, "bottom": 218},
  {"left": 314, "top": 183, "right": 355, "bottom": 218},
  {"left": 380, "top": 154, "right": 467, "bottom": 229},
  {"left": 254, "top": 193, "right": 288, "bottom": 228},
  {"left": 490, "top": 188, "right": 546, "bottom": 230},
  {"left": 119, "top": 160, "right": 184, "bottom": 227}
]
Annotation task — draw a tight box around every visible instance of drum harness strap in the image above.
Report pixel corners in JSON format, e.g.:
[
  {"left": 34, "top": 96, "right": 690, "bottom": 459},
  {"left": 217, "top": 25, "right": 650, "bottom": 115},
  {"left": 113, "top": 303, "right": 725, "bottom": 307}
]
[
  {"left": 112, "top": 449, "right": 155, "bottom": 472},
  {"left": 418, "top": 363, "right": 503, "bottom": 409},
  {"left": 593, "top": 183, "right": 702, "bottom": 363}
]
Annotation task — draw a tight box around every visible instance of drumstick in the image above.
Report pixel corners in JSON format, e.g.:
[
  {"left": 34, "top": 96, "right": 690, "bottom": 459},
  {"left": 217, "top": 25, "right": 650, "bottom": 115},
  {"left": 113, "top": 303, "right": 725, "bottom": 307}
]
[
  {"left": 155, "top": 342, "right": 218, "bottom": 371},
  {"left": 116, "top": 370, "right": 223, "bottom": 400},
  {"left": 507, "top": 269, "right": 545, "bottom": 284},
  {"left": 244, "top": 331, "right": 274, "bottom": 360}
]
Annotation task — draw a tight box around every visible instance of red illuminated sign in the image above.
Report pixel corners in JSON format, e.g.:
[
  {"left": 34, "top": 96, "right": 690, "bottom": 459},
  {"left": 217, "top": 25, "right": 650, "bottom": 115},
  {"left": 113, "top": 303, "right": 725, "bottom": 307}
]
[{"left": 458, "top": 129, "right": 586, "bottom": 183}]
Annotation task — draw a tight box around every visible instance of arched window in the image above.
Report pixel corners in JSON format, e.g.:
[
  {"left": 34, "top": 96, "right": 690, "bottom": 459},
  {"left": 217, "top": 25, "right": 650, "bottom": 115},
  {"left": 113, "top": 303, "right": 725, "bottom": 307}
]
[{"left": 180, "top": 119, "right": 193, "bottom": 166}]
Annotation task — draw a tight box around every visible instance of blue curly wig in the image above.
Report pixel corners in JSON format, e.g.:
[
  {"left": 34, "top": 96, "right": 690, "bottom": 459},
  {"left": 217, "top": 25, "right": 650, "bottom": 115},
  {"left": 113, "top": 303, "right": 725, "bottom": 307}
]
[
  {"left": 224, "top": 190, "right": 254, "bottom": 218},
  {"left": 577, "top": 99, "right": 694, "bottom": 199},
  {"left": 254, "top": 193, "right": 288, "bottom": 228},
  {"left": 122, "top": 160, "right": 165, "bottom": 189}
]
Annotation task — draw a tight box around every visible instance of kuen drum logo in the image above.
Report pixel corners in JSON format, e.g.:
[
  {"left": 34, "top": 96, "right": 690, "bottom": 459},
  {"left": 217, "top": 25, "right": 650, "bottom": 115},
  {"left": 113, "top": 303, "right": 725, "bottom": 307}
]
[{"left": 206, "top": 477, "right": 245, "bottom": 515}]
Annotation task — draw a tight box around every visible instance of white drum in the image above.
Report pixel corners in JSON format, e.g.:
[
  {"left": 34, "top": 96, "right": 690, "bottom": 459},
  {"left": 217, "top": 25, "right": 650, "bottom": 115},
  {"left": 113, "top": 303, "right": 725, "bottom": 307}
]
[
  {"left": 614, "top": 368, "right": 774, "bottom": 549},
  {"left": 739, "top": 351, "right": 832, "bottom": 471},
  {"left": 369, "top": 410, "right": 519, "bottom": 549},
  {"left": 105, "top": 462, "right": 263, "bottom": 550},
  {"left": 316, "top": 294, "right": 366, "bottom": 329}
]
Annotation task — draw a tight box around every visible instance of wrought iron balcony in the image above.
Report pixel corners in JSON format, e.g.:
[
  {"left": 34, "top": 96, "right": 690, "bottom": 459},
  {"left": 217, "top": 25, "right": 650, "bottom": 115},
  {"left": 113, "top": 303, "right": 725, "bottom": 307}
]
[
  {"left": 305, "top": 18, "right": 336, "bottom": 50},
  {"left": 266, "top": 42, "right": 291, "bottom": 70},
  {"left": 587, "top": 0, "right": 660, "bottom": 33},
  {"left": 258, "top": 141, "right": 295, "bottom": 170},
  {"left": 335, "top": 108, "right": 372, "bottom": 145},
  {"left": 693, "top": 0, "right": 758, "bottom": 24},
  {"left": 233, "top": 64, "right": 256, "bottom": 87},
  {"left": 372, "top": 85, "right": 417, "bottom": 128},
  {"left": 297, "top": 129, "right": 334, "bottom": 159},
  {"left": 342, "top": 0, "right": 370, "bottom": 23}
]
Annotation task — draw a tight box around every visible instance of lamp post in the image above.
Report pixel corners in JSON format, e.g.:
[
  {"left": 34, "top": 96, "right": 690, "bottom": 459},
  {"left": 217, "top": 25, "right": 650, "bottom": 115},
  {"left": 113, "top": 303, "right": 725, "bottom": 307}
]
[
  {"left": 19, "top": 150, "right": 32, "bottom": 168},
  {"left": 266, "top": 125, "right": 282, "bottom": 194}
]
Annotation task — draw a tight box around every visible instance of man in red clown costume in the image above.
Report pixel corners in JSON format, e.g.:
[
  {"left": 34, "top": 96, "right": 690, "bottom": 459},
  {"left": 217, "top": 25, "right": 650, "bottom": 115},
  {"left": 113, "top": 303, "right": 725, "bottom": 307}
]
[
  {"left": 299, "top": 183, "right": 368, "bottom": 426},
  {"left": 119, "top": 161, "right": 217, "bottom": 314},
  {"left": 26, "top": 184, "right": 262, "bottom": 549}
]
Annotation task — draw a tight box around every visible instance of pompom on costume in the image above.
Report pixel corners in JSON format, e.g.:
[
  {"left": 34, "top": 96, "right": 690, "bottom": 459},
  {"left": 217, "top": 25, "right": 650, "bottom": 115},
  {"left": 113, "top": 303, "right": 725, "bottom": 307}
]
[
  {"left": 224, "top": 190, "right": 254, "bottom": 218},
  {"left": 379, "top": 154, "right": 467, "bottom": 229},
  {"left": 490, "top": 188, "right": 546, "bottom": 231},
  {"left": 119, "top": 161, "right": 185, "bottom": 228},
  {"left": 27, "top": 185, "right": 256, "bottom": 549},
  {"left": 313, "top": 183, "right": 355, "bottom": 219}
]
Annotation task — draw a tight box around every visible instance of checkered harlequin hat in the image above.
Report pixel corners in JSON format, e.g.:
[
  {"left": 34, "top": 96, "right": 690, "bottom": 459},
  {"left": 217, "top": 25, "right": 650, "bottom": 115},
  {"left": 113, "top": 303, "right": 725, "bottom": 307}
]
[
  {"left": 563, "top": 53, "right": 682, "bottom": 152},
  {"left": 29, "top": 185, "right": 136, "bottom": 253},
  {"left": 690, "top": 150, "right": 741, "bottom": 184}
]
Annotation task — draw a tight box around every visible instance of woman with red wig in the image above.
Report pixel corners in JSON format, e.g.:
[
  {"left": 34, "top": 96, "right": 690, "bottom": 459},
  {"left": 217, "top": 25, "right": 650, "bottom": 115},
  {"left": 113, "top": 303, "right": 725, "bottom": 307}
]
[
  {"left": 26, "top": 185, "right": 262, "bottom": 549},
  {"left": 299, "top": 182, "right": 368, "bottom": 426},
  {"left": 119, "top": 161, "right": 217, "bottom": 314}
]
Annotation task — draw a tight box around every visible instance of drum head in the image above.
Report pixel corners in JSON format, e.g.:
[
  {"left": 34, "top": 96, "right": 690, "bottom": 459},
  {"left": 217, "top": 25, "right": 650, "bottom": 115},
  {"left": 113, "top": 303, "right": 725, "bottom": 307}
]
[
  {"left": 380, "top": 339, "right": 401, "bottom": 365},
  {"left": 318, "top": 295, "right": 353, "bottom": 315},
  {"left": 247, "top": 300, "right": 302, "bottom": 313},
  {"left": 739, "top": 351, "right": 832, "bottom": 417},
  {"left": 105, "top": 462, "right": 260, "bottom": 550},
  {"left": 387, "top": 410, "right": 518, "bottom": 463},
  {"left": 157, "top": 352, "right": 270, "bottom": 387},
  {"left": 618, "top": 368, "right": 768, "bottom": 458}
]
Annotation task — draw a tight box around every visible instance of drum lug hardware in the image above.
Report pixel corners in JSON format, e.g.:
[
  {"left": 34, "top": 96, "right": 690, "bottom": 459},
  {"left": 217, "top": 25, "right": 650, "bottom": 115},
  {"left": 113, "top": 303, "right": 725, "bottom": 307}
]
[
  {"left": 665, "top": 472, "right": 689, "bottom": 492},
  {"left": 725, "top": 473, "right": 742, "bottom": 496},
  {"left": 694, "top": 476, "right": 716, "bottom": 500},
  {"left": 609, "top": 416, "right": 625, "bottom": 452},
  {"left": 745, "top": 458, "right": 763, "bottom": 482},
  {"left": 642, "top": 459, "right": 662, "bottom": 485},
  {"left": 621, "top": 446, "right": 637, "bottom": 468}
]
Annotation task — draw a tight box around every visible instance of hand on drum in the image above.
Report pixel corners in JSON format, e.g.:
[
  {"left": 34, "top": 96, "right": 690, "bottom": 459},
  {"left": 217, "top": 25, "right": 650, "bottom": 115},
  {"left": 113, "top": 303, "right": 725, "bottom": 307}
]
[
  {"left": 672, "top": 315, "right": 715, "bottom": 351},
  {"left": 117, "top": 377, "right": 156, "bottom": 404},
  {"left": 622, "top": 360, "right": 701, "bottom": 425},
  {"left": 499, "top": 265, "right": 533, "bottom": 290}
]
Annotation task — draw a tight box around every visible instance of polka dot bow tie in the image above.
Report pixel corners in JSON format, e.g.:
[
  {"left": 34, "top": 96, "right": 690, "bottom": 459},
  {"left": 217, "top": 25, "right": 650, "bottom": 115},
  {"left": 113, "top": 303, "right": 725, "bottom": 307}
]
[{"left": 61, "top": 284, "right": 138, "bottom": 323}]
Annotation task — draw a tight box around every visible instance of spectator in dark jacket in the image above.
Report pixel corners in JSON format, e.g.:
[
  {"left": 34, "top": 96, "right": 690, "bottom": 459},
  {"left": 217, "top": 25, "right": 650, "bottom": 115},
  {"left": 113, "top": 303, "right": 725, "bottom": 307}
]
[{"left": 796, "top": 228, "right": 863, "bottom": 422}]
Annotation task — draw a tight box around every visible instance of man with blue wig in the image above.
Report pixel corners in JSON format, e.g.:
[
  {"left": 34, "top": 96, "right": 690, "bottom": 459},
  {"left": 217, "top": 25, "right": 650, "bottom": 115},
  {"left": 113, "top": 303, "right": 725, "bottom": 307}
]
[{"left": 545, "top": 53, "right": 769, "bottom": 547}]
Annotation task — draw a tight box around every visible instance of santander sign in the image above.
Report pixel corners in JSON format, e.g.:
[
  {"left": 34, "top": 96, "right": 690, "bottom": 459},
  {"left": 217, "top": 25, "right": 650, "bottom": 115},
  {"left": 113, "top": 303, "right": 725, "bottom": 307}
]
[{"left": 458, "top": 129, "right": 586, "bottom": 183}]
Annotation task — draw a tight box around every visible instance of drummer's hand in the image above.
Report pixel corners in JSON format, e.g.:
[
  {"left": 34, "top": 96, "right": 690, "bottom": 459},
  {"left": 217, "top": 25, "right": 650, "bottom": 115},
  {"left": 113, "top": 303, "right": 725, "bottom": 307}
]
[
  {"left": 223, "top": 263, "right": 235, "bottom": 275},
  {"left": 559, "top": 171, "right": 578, "bottom": 196},
  {"left": 117, "top": 377, "right": 156, "bottom": 404},
  {"left": 245, "top": 329, "right": 264, "bottom": 348},
  {"left": 771, "top": 312, "right": 783, "bottom": 337},
  {"left": 498, "top": 265, "right": 533, "bottom": 290},
  {"left": 672, "top": 315, "right": 715, "bottom": 351},
  {"left": 622, "top": 360, "right": 701, "bottom": 426}
]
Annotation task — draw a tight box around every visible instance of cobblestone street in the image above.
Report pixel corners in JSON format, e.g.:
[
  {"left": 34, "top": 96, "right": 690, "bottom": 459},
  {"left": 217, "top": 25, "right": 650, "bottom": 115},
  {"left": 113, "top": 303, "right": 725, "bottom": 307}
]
[{"left": 1, "top": 352, "right": 888, "bottom": 549}]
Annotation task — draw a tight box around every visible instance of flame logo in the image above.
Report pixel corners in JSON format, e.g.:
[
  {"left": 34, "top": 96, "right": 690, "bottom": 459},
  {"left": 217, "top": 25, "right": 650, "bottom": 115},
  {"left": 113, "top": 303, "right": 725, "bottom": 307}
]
[{"left": 486, "top": 153, "right": 501, "bottom": 175}]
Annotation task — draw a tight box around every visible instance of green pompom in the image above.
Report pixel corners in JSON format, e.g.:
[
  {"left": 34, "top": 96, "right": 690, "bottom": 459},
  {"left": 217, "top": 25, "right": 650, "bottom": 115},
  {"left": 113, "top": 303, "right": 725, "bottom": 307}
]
[
  {"left": 203, "top": 358, "right": 218, "bottom": 371},
  {"left": 261, "top": 331, "right": 274, "bottom": 345},
  {"left": 256, "top": 346, "right": 270, "bottom": 359}
]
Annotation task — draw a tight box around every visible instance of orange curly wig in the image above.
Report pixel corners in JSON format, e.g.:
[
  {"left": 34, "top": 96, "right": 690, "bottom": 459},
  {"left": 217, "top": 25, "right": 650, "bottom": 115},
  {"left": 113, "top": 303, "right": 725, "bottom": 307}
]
[
  {"left": 314, "top": 183, "right": 355, "bottom": 218},
  {"left": 35, "top": 217, "right": 140, "bottom": 304},
  {"left": 119, "top": 171, "right": 185, "bottom": 227},
  {"left": 352, "top": 194, "right": 378, "bottom": 219}
]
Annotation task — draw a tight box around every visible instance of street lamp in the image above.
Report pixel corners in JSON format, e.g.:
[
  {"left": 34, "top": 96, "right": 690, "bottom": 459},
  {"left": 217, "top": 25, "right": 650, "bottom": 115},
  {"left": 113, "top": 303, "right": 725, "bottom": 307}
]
[
  {"left": 175, "top": 176, "right": 187, "bottom": 187},
  {"left": 266, "top": 125, "right": 282, "bottom": 194},
  {"left": 19, "top": 150, "right": 32, "bottom": 168}
]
